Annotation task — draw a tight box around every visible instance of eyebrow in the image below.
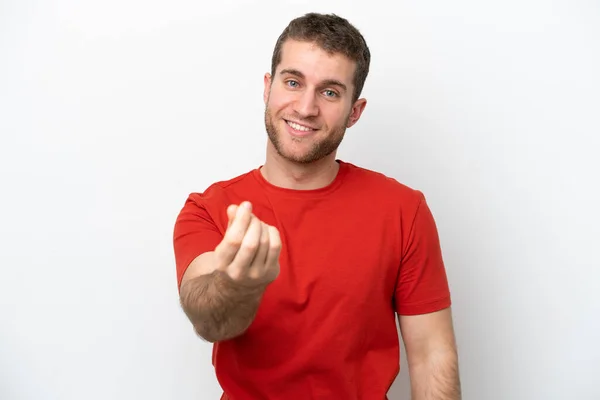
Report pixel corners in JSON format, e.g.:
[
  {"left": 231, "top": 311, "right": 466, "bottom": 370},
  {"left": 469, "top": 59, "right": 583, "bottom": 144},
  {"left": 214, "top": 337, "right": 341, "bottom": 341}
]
[{"left": 279, "top": 68, "right": 348, "bottom": 93}]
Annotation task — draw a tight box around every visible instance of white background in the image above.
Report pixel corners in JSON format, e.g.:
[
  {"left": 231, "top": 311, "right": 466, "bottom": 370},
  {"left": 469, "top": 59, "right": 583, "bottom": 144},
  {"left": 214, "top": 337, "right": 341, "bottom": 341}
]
[{"left": 1, "top": 1, "right": 599, "bottom": 399}]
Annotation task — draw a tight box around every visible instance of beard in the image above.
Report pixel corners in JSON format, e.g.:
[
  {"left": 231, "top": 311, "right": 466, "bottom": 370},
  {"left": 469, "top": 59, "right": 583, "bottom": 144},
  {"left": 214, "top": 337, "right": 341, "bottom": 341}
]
[{"left": 264, "top": 106, "right": 348, "bottom": 164}]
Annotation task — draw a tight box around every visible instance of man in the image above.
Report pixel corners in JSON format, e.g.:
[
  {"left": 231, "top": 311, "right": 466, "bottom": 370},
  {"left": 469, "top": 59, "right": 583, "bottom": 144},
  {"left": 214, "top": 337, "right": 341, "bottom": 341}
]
[{"left": 173, "top": 12, "right": 461, "bottom": 400}]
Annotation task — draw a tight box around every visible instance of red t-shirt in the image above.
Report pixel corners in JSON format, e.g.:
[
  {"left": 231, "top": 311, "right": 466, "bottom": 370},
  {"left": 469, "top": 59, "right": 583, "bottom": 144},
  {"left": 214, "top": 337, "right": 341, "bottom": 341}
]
[{"left": 173, "top": 160, "right": 451, "bottom": 399}]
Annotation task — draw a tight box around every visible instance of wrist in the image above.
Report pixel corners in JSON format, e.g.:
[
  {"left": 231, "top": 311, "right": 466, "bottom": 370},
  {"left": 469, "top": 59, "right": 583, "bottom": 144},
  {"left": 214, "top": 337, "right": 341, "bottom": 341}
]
[{"left": 214, "top": 270, "right": 269, "bottom": 296}]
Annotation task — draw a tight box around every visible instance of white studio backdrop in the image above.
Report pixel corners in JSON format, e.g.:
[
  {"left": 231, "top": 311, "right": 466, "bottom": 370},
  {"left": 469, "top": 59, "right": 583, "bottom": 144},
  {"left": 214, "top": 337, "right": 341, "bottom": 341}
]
[{"left": 1, "top": 1, "right": 599, "bottom": 399}]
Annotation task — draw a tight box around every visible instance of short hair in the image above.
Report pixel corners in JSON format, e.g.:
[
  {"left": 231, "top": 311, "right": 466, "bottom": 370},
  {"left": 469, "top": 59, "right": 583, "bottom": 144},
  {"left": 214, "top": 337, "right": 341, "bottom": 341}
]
[{"left": 270, "top": 13, "right": 371, "bottom": 102}]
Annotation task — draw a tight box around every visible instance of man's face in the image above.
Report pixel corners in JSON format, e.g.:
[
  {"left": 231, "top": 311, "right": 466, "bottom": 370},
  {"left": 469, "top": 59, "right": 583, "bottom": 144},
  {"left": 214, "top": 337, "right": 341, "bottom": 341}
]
[{"left": 263, "top": 40, "right": 366, "bottom": 164}]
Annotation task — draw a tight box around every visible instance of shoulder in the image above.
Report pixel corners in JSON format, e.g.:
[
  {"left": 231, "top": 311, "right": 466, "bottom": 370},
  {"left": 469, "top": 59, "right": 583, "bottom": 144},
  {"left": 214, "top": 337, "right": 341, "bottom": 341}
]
[
  {"left": 184, "top": 168, "right": 258, "bottom": 208},
  {"left": 341, "top": 161, "right": 425, "bottom": 207},
  {"left": 175, "top": 168, "right": 260, "bottom": 235}
]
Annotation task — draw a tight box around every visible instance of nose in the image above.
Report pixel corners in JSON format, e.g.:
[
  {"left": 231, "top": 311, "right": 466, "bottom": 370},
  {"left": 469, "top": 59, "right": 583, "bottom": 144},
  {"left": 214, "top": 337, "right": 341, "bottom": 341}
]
[{"left": 293, "top": 90, "right": 319, "bottom": 118}]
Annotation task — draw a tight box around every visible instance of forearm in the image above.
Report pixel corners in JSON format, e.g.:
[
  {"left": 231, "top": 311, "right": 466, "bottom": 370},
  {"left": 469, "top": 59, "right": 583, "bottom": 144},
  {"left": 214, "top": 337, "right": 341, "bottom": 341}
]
[
  {"left": 179, "top": 270, "right": 266, "bottom": 342},
  {"left": 409, "top": 349, "right": 461, "bottom": 400}
]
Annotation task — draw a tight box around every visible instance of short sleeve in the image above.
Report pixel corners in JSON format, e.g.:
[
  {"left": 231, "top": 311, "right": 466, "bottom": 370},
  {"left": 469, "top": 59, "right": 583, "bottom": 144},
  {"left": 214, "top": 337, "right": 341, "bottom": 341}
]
[
  {"left": 394, "top": 193, "right": 451, "bottom": 315},
  {"left": 173, "top": 194, "right": 225, "bottom": 290}
]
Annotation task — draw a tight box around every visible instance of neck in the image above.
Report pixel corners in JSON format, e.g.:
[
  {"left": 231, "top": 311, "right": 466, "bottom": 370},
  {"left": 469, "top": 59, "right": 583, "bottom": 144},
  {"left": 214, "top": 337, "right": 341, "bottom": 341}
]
[{"left": 261, "top": 143, "right": 340, "bottom": 190}]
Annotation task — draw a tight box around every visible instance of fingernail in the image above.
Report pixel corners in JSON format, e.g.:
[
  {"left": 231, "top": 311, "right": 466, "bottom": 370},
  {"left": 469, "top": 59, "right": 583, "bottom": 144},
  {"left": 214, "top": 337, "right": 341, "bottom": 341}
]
[{"left": 243, "top": 201, "right": 252, "bottom": 210}]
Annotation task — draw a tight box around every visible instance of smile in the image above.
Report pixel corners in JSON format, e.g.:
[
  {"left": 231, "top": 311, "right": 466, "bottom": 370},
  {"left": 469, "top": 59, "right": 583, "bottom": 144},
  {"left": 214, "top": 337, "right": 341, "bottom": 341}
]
[{"left": 285, "top": 120, "right": 316, "bottom": 132}]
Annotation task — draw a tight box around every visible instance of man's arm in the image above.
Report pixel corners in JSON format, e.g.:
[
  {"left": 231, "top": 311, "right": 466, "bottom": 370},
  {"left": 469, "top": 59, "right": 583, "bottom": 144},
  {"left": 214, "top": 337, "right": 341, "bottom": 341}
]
[
  {"left": 399, "top": 307, "right": 461, "bottom": 400},
  {"left": 179, "top": 202, "right": 281, "bottom": 343},
  {"left": 179, "top": 252, "right": 267, "bottom": 342}
]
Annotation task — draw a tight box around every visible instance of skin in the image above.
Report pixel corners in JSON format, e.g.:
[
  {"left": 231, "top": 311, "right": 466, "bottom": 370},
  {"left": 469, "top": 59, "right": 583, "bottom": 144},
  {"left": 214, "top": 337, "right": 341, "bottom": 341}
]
[
  {"left": 180, "top": 38, "right": 461, "bottom": 399},
  {"left": 180, "top": 202, "right": 281, "bottom": 342},
  {"left": 261, "top": 39, "right": 367, "bottom": 190}
]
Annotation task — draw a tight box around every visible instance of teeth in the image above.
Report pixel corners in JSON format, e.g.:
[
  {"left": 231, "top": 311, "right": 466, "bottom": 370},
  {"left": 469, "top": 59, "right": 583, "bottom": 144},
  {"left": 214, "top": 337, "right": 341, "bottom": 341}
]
[{"left": 287, "top": 120, "right": 313, "bottom": 132}]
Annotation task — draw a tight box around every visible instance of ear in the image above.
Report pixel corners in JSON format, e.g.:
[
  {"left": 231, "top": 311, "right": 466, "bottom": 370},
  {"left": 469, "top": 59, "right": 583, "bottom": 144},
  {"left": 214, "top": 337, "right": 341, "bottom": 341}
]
[
  {"left": 346, "top": 98, "right": 367, "bottom": 128},
  {"left": 263, "top": 73, "right": 272, "bottom": 105}
]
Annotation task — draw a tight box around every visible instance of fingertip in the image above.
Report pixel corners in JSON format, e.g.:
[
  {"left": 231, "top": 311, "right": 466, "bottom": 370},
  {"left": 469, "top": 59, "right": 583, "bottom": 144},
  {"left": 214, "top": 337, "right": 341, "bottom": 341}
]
[
  {"left": 235, "top": 201, "right": 253, "bottom": 219},
  {"left": 227, "top": 204, "right": 238, "bottom": 219},
  {"left": 269, "top": 225, "right": 281, "bottom": 241}
]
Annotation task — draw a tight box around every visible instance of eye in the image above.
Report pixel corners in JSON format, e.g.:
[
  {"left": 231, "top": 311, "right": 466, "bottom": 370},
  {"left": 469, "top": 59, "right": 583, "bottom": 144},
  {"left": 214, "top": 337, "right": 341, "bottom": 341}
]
[
  {"left": 323, "top": 89, "right": 337, "bottom": 98},
  {"left": 286, "top": 80, "right": 299, "bottom": 88}
]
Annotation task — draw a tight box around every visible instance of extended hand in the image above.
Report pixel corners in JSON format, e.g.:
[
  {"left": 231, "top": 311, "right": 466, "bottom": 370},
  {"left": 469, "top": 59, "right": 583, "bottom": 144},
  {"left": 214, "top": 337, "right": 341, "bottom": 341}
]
[{"left": 213, "top": 201, "right": 281, "bottom": 288}]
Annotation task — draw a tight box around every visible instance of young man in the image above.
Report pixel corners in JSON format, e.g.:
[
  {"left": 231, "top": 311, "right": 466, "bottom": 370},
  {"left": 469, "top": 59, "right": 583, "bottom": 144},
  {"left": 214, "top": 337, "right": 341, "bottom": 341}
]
[{"left": 173, "top": 13, "right": 461, "bottom": 400}]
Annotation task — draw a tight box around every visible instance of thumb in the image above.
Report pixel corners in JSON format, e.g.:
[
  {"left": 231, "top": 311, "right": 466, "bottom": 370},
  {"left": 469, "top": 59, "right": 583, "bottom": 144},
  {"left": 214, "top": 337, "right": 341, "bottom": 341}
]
[{"left": 226, "top": 204, "right": 238, "bottom": 228}]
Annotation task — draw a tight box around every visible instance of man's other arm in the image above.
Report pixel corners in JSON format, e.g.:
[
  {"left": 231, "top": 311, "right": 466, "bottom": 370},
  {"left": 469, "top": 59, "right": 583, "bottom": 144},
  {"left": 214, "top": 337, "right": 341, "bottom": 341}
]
[{"left": 399, "top": 307, "right": 461, "bottom": 400}]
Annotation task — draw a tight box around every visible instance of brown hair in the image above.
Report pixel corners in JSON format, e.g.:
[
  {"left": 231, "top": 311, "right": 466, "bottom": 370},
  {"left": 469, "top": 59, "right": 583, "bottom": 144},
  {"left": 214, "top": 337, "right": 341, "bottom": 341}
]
[{"left": 270, "top": 13, "right": 371, "bottom": 102}]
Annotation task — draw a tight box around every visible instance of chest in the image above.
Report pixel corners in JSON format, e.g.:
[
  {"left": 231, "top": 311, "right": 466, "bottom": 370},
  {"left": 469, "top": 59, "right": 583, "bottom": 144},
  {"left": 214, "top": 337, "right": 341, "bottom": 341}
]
[{"left": 253, "top": 198, "right": 402, "bottom": 323}]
